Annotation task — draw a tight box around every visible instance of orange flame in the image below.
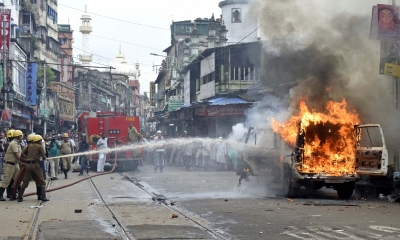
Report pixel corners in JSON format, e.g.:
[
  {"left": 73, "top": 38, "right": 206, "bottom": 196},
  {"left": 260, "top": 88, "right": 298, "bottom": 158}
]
[{"left": 271, "top": 99, "right": 360, "bottom": 176}]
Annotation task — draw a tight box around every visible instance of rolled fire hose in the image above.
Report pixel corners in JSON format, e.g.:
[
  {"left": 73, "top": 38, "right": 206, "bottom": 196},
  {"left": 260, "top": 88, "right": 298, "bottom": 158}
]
[{"left": 21, "top": 143, "right": 118, "bottom": 198}]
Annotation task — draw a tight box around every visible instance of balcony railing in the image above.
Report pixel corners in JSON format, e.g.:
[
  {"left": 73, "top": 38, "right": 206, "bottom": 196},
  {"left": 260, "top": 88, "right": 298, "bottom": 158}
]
[{"left": 79, "top": 26, "right": 92, "bottom": 33}]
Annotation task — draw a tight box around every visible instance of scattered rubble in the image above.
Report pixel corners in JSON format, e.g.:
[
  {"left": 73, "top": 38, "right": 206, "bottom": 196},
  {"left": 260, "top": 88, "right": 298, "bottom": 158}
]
[{"left": 171, "top": 214, "right": 178, "bottom": 219}]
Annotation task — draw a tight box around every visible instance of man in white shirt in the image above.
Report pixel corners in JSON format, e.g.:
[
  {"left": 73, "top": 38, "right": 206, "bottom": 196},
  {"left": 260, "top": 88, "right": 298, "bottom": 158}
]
[
  {"left": 96, "top": 133, "right": 108, "bottom": 172},
  {"left": 153, "top": 131, "right": 165, "bottom": 172}
]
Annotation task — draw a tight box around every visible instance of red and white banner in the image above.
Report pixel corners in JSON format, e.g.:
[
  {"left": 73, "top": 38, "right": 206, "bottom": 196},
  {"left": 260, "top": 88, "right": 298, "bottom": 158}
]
[
  {"left": 195, "top": 105, "right": 248, "bottom": 117},
  {"left": 0, "top": 9, "right": 11, "bottom": 59}
]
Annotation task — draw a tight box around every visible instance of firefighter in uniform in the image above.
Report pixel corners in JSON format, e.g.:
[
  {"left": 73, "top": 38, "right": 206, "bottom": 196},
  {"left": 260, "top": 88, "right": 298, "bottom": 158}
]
[
  {"left": 23, "top": 134, "right": 43, "bottom": 200},
  {"left": 19, "top": 135, "right": 49, "bottom": 202},
  {"left": 2, "top": 130, "right": 14, "bottom": 199},
  {"left": 60, "top": 133, "right": 73, "bottom": 179},
  {"left": 0, "top": 130, "right": 22, "bottom": 201}
]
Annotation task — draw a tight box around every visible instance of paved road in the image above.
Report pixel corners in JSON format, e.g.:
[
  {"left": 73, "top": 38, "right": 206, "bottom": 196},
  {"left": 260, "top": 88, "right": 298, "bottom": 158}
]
[
  {"left": 1, "top": 162, "right": 400, "bottom": 240},
  {"left": 129, "top": 163, "right": 400, "bottom": 240}
]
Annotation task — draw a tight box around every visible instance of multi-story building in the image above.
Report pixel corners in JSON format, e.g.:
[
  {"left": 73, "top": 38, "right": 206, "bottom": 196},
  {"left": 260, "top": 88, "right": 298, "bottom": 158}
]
[
  {"left": 58, "top": 24, "right": 73, "bottom": 84},
  {"left": 151, "top": 0, "right": 259, "bottom": 136},
  {"left": 73, "top": 67, "right": 130, "bottom": 116},
  {"left": 0, "top": 1, "right": 34, "bottom": 132}
]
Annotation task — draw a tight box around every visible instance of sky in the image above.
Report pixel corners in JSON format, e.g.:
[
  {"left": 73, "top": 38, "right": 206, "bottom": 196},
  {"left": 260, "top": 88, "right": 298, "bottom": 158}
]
[
  {"left": 57, "top": 0, "right": 393, "bottom": 94},
  {"left": 58, "top": 0, "right": 222, "bottom": 94}
]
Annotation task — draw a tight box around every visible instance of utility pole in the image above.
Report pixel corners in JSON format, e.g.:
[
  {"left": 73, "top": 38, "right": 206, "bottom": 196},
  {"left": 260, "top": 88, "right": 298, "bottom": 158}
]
[
  {"left": 43, "top": 63, "right": 47, "bottom": 135},
  {"left": 3, "top": 21, "right": 7, "bottom": 110},
  {"left": 394, "top": 0, "right": 399, "bottom": 109}
]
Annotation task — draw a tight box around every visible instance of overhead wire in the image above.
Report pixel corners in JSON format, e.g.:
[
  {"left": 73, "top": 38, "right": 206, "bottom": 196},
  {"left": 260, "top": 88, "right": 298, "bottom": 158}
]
[{"left": 58, "top": 3, "right": 170, "bottom": 31}]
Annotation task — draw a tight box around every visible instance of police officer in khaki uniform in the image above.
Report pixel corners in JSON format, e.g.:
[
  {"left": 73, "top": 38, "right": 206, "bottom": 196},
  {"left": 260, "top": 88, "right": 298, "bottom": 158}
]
[
  {"left": 19, "top": 135, "right": 49, "bottom": 202},
  {"left": 2, "top": 130, "right": 15, "bottom": 199},
  {"left": 60, "top": 133, "right": 73, "bottom": 179},
  {"left": 0, "top": 130, "right": 22, "bottom": 201}
]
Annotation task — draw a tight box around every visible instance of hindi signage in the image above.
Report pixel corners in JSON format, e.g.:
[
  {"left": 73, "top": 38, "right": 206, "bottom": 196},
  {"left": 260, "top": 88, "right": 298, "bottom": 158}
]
[{"left": 26, "top": 62, "right": 37, "bottom": 105}]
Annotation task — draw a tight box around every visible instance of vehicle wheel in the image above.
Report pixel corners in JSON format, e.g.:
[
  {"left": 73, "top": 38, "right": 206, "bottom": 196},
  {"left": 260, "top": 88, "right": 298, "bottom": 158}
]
[
  {"left": 283, "top": 170, "right": 299, "bottom": 198},
  {"left": 337, "top": 182, "right": 355, "bottom": 199}
]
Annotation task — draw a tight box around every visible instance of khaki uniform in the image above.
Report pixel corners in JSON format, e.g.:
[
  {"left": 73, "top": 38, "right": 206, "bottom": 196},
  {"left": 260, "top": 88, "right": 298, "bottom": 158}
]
[
  {"left": 128, "top": 127, "right": 140, "bottom": 142},
  {"left": 1, "top": 139, "right": 21, "bottom": 188},
  {"left": 60, "top": 141, "right": 72, "bottom": 171},
  {"left": 21, "top": 144, "right": 46, "bottom": 188}
]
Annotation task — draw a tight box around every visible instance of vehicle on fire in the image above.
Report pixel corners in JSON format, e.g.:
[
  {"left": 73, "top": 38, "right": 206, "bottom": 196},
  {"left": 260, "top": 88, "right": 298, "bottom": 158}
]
[{"left": 283, "top": 123, "right": 390, "bottom": 199}]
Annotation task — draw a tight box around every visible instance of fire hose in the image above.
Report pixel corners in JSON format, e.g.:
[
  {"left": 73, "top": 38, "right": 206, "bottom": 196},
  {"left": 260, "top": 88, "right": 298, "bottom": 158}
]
[{"left": 11, "top": 146, "right": 118, "bottom": 198}]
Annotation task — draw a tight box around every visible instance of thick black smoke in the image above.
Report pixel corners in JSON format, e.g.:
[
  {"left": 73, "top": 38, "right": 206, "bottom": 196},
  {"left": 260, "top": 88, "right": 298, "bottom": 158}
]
[{"left": 250, "top": 0, "right": 400, "bottom": 153}]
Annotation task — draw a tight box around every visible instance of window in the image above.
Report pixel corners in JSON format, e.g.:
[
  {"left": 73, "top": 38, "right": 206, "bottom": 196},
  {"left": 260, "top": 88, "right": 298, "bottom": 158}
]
[
  {"left": 186, "top": 27, "right": 192, "bottom": 33},
  {"left": 231, "top": 8, "right": 242, "bottom": 23},
  {"left": 59, "top": 38, "right": 67, "bottom": 45},
  {"left": 47, "top": 6, "right": 58, "bottom": 23}
]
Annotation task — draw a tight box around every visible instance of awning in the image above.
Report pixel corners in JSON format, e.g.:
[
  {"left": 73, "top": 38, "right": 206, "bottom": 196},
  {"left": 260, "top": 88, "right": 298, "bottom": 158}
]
[{"left": 207, "top": 97, "right": 248, "bottom": 105}]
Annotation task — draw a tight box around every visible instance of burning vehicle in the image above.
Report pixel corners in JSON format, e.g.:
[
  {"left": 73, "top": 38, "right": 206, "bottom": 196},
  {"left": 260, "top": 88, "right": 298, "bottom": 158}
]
[{"left": 243, "top": 99, "right": 393, "bottom": 199}]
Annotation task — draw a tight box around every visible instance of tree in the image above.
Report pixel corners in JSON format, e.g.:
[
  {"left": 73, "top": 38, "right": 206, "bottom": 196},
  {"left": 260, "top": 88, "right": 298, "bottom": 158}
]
[{"left": 37, "top": 65, "right": 56, "bottom": 86}]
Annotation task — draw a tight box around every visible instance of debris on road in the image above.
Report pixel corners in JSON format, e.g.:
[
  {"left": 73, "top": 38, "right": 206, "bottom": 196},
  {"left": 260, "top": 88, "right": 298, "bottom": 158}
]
[
  {"left": 29, "top": 206, "right": 43, "bottom": 209},
  {"left": 224, "top": 199, "right": 228, "bottom": 202},
  {"left": 287, "top": 198, "right": 294, "bottom": 202},
  {"left": 171, "top": 214, "right": 178, "bottom": 218},
  {"left": 75, "top": 209, "right": 82, "bottom": 213},
  {"left": 152, "top": 194, "right": 167, "bottom": 202},
  {"left": 170, "top": 201, "right": 176, "bottom": 206}
]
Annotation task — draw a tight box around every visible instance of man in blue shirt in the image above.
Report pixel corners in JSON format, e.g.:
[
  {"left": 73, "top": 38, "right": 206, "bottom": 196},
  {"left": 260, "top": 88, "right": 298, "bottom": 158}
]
[
  {"left": 48, "top": 135, "right": 61, "bottom": 180},
  {"left": 78, "top": 136, "right": 90, "bottom": 176}
]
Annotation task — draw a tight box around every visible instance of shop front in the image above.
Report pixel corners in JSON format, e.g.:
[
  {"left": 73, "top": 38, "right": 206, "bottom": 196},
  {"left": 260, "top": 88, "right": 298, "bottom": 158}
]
[{"left": 194, "top": 103, "right": 249, "bottom": 138}]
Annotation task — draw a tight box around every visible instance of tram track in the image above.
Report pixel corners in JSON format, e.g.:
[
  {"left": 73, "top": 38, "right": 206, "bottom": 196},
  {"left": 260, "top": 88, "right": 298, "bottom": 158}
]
[
  {"left": 120, "top": 171, "right": 231, "bottom": 240},
  {"left": 23, "top": 178, "right": 53, "bottom": 240},
  {"left": 88, "top": 177, "right": 135, "bottom": 240}
]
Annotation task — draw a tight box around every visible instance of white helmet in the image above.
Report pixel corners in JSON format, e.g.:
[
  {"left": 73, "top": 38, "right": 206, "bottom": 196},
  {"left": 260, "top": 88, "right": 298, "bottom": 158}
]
[{"left": 157, "top": 130, "right": 162, "bottom": 134}]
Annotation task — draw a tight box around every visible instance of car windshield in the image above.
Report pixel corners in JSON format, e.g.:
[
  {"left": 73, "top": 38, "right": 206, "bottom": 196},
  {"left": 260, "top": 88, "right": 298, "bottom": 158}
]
[{"left": 356, "top": 126, "right": 383, "bottom": 148}]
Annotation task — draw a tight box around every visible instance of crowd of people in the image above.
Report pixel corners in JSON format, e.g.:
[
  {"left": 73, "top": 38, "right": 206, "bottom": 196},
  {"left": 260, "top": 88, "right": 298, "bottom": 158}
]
[
  {"left": 0, "top": 128, "right": 93, "bottom": 202},
  {"left": 143, "top": 131, "right": 239, "bottom": 173}
]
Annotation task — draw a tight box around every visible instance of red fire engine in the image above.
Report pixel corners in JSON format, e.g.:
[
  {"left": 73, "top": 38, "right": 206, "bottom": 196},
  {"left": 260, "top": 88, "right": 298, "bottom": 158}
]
[{"left": 78, "top": 111, "right": 142, "bottom": 171}]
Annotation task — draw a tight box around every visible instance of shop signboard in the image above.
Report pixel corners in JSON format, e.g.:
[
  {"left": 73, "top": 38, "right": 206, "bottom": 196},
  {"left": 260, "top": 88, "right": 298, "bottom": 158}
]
[
  {"left": 0, "top": 9, "right": 11, "bottom": 59},
  {"left": 26, "top": 62, "right": 37, "bottom": 105},
  {"left": 195, "top": 105, "right": 248, "bottom": 117},
  {"left": 150, "top": 81, "right": 155, "bottom": 106},
  {"left": 168, "top": 101, "right": 184, "bottom": 112}
]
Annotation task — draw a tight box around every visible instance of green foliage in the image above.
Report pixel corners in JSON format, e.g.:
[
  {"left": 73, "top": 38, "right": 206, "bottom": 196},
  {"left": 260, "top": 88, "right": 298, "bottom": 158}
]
[{"left": 37, "top": 65, "right": 56, "bottom": 86}]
